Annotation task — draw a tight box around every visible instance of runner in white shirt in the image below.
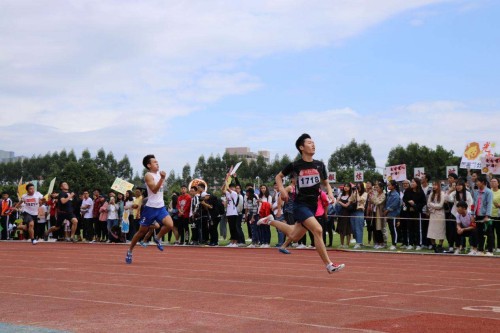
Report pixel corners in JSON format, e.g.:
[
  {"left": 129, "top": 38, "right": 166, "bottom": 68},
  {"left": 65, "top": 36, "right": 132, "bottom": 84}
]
[
  {"left": 18, "top": 183, "right": 43, "bottom": 245},
  {"left": 125, "top": 154, "right": 174, "bottom": 264}
]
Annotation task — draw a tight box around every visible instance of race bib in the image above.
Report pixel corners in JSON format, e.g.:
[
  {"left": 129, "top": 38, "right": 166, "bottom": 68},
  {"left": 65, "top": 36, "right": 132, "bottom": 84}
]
[{"left": 298, "top": 169, "right": 321, "bottom": 188}]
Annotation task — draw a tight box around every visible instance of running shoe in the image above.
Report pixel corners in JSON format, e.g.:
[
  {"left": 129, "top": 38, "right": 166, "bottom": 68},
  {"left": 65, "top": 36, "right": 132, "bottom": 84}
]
[
  {"left": 125, "top": 250, "right": 133, "bottom": 264},
  {"left": 31, "top": 239, "right": 38, "bottom": 245},
  {"left": 257, "top": 215, "right": 273, "bottom": 225},
  {"left": 389, "top": 245, "right": 396, "bottom": 250},
  {"left": 139, "top": 240, "right": 147, "bottom": 248},
  {"left": 153, "top": 237, "right": 164, "bottom": 251},
  {"left": 279, "top": 248, "right": 290, "bottom": 254},
  {"left": 326, "top": 263, "right": 345, "bottom": 274}
]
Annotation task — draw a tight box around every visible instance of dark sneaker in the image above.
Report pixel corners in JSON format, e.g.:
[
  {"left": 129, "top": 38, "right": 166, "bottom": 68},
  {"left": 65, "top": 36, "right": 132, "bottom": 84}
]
[
  {"left": 153, "top": 237, "right": 164, "bottom": 251},
  {"left": 326, "top": 263, "right": 345, "bottom": 274},
  {"left": 125, "top": 251, "right": 133, "bottom": 264},
  {"left": 279, "top": 248, "right": 290, "bottom": 254}
]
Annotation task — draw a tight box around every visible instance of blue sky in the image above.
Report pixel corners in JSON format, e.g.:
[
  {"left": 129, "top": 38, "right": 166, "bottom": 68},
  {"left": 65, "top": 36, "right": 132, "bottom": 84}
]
[{"left": 1, "top": 0, "right": 499, "bottom": 177}]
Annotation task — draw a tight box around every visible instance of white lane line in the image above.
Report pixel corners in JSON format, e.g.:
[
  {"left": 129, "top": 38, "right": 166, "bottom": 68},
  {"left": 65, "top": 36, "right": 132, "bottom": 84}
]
[
  {"left": 415, "top": 288, "right": 456, "bottom": 294},
  {"left": 0, "top": 291, "right": 385, "bottom": 333},
  {"left": 338, "top": 295, "right": 388, "bottom": 302}
]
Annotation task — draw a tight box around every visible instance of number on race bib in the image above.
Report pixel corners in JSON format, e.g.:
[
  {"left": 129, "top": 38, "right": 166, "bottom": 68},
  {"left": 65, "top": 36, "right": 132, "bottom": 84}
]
[{"left": 298, "top": 175, "right": 320, "bottom": 188}]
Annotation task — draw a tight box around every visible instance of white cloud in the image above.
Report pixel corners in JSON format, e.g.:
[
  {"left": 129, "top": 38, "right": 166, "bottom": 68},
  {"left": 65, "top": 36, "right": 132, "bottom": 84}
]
[{"left": 0, "top": 0, "right": 468, "bottom": 174}]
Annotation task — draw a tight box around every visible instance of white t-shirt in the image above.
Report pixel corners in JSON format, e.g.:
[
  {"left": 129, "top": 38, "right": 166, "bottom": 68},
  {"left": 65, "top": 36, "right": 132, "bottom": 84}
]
[
  {"left": 225, "top": 190, "right": 238, "bottom": 217},
  {"left": 21, "top": 192, "right": 43, "bottom": 216},
  {"left": 456, "top": 212, "right": 474, "bottom": 228},
  {"left": 38, "top": 205, "right": 48, "bottom": 223},
  {"left": 108, "top": 203, "right": 118, "bottom": 220},
  {"left": 81, "top": 197, "right": 94, "bottom": 219},
  {"left": 146, "top": 172, "right": 165, "bottom": 208}
]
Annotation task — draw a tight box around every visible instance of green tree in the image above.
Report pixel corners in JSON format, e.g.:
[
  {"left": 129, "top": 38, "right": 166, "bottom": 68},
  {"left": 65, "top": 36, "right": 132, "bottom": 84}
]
[
  {"left": 386, "top": 143, "right": 462, "bottom": 180},
  {"left": 328, "top": 139, "right": 380, "bottom": 183}
]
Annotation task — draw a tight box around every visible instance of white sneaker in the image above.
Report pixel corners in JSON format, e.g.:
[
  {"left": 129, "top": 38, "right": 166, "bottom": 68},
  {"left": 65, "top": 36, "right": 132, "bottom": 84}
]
[
  {"left": 389, "top": 245, "right": 396, "bottom": 250},
  {"left": 261, "top": 244, "right": 270, "bottom": 248},
  {"left": 247, "top": 244, "right": 255, "bottom": 248},
  {"left": 257, "top": 215, "right": 273, "bottom": 225},
  {"left": 32, "top": 239, "right": 38, "bottom": 245},
  {"left": 226, "top": 243, "right": 234, "bottom": 247},
  {"left": 406, "top": 245, "right": 413, "bottom": 250},
  {"left": 245, "top": 238, "right": 252, "bottom": 243},
  {"left": 373, "top": 244, "right": 380, "bottom": 249},
  {"left": 428, "top": 245, "right": 433, "bottom": 250},
  {"left": 448, "top": 247, "right": 454, "bottom": 252},
  {"left": 353, "top": 244, "right": 361, "bottom": 249},
  {"left": 415, "top": 246, "right": 422, "bottom": 251},
  {"left": 468, "top": 250, "right": 477, "bottom": 255},
  {"left": 350, "top": 239, "right": 356, "bottom": 244},
  {"left": 485, "top": 252, "right": 494, "bottom": 256},
  {"left": 454, "top": 249, "right": 460, "bottom": 255},
  {"left": 291, "top": 243, "right": 298, "bottom": 248},
  {"left": 326, "top": 263, "right": 345, "bottom": 274},
  {"left": 495, "top": 248, "right": 500, "bottom": 253},
  {"left": 297, "top": 244, "right": 306, "bottom": 249}
]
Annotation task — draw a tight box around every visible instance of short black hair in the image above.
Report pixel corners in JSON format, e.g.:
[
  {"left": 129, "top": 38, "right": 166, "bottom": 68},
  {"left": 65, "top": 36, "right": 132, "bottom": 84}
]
[
  {"left": 448, "top": 173, "right": 458, "bottom": 180},
  {"left": 477, "top": 175, "right": 487, "bottom": 184},
  {"left": 295, "top": 133, "right": 311, "bottom": 155},
  {"left": 181, "top": 185, "right": 187, "bottom": 188},
  {"left": 142, "top": 154, "right": 155, "bottom": 170},
  {"left": 424, "top": 173, "right": 432, "bottom": 182},
  {"left": 198, "top": 183, "right": 206, "bottom": 190},
  {"left": 456, "top": 200, "right": 468, "bottom": 209},
  {"left": 59, "top": 181, "right": 67, "bottom": 188},
  {"left": 25, "top": 183, "right": 34, "bottom": 191},
  {"left": 190, "top": 186, "right": 198, "bottom": 191}
]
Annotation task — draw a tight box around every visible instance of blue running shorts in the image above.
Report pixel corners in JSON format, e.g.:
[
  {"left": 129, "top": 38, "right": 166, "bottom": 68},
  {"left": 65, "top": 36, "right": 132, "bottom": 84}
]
[{"left": 140, "top": 206, "right": 169, "bottom": 227}]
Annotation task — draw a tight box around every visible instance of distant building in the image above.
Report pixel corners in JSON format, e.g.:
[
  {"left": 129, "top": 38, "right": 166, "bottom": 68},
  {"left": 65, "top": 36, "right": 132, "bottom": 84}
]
[
  {"left": 225, "top": 147, "right": 270, "bottom": 163},
  {"left": 0, "top": 150, "right": 27, "bottom": 163}
]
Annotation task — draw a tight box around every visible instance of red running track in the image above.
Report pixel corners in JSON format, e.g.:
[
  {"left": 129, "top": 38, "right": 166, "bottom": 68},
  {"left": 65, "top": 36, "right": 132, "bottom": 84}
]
[{"left": 0, "top": 242, "right": 499, "bottom": 333}]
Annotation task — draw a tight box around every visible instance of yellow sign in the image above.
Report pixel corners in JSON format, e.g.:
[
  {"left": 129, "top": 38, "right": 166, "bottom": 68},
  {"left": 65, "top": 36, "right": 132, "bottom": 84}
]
[{"left": 111, "top": 178, "right": 134, "bottom": 195}]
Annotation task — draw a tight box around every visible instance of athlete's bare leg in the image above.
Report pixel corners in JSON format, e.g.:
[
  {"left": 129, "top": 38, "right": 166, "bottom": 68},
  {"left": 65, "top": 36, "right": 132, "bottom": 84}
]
[
  {"left": 70, "top": 217, "right": 78, "bottom": 239},
  {"left": 129, "top": 226, "right": 149, "bottom": 252},
  {"left": 156, "top": 215, "right": 174, "bottom": 240},
  {"left": 269, "top": 220, "right": 308, "bottom": 242},
  {"left": 302, "top": 216, "right": 331, "bottom": 265}
]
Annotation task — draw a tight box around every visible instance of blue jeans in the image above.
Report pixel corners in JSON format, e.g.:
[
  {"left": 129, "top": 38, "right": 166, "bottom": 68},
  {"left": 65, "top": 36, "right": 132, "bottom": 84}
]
[
  {"left": 350, "top": 210, "right": 364, "bottom": 244},
  {"left": 107, "top": 219, "right": 119, "bottom": 234},
  {"left": 275, "top": 215, "right": 285, "bottom": 245}
]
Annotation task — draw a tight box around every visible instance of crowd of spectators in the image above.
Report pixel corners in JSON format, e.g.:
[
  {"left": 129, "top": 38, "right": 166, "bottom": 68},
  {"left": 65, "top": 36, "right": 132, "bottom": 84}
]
[{"left": 1, "top": 170, "right": 498, "bottom": 256}]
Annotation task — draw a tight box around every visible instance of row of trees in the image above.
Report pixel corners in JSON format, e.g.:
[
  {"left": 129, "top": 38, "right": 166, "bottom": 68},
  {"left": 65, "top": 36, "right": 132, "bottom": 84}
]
[
  {"left": 0, "top": 149, "right": 137, "bottom": 197},
  {"left": 0, "top": 140, "right": 466, "bottom": 198}
]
